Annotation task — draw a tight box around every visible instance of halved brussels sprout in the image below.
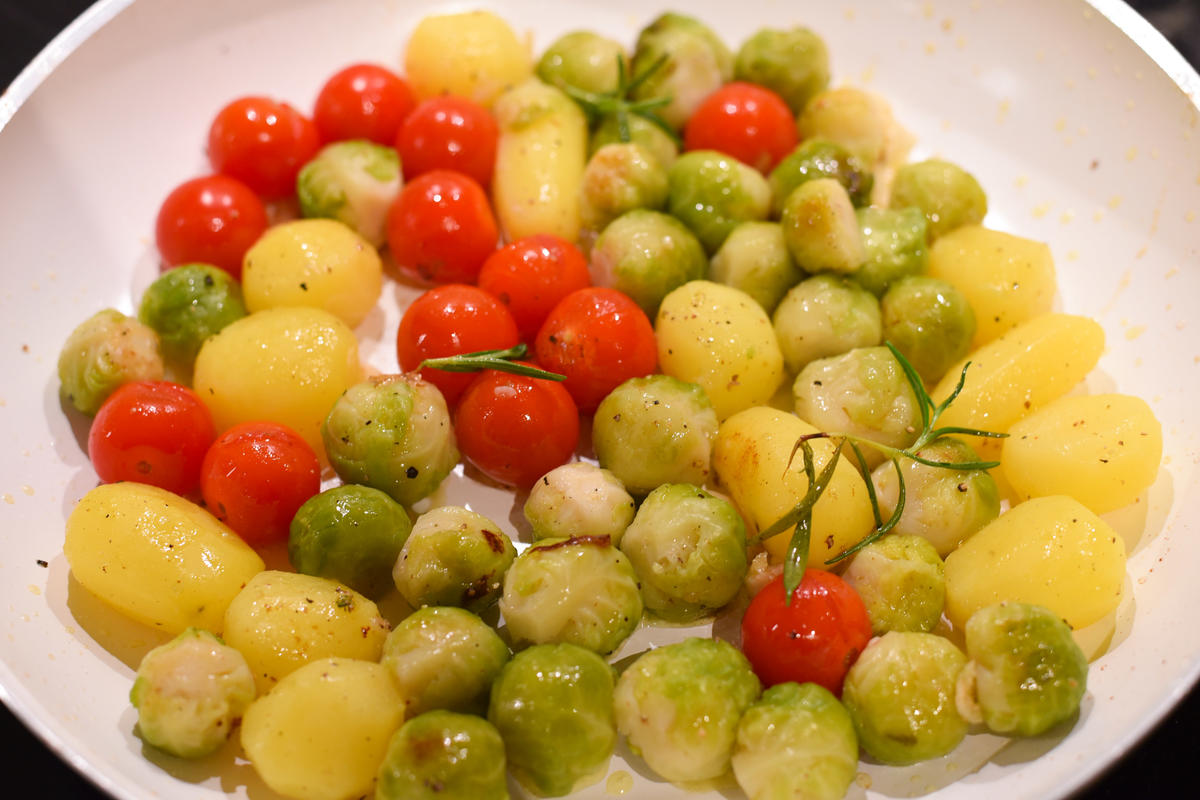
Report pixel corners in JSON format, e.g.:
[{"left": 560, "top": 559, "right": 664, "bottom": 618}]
[
  {"left": 780, "top": 177, "right": 865, "bottom": 274},
  {"left": 580, "top": 142, "right": 670, "bottom": 235},
  {"left": 890, "top": 158, "right": 988, "bottom": 240},
  {"left": 855, "top": 206, "right": 928, "bottom": 297},
  {"left": 708, "top": 221, "right": 804, "bottom": 314},
  {"left": 589, "top": 208, "right": 707, "bottom": 316},
  {"left": 629, "top": 12, "right": 733, "bottom": 130},
  {"left": 296, "top": 139, "right": 402, "bottom": 247},
  {"left": 734, "top": 27, "right": 831, "bottom": 114},
  {"left": 768, "top": 138, "right": 873, "bottom": 216},
  {"left": 376, "top": 710, "right": 508, "bottom": 800},
  {"left": 138, "top": 264, "right": 247, "bottom": 367},
  {"left": 880, "top": 275, "right": 976, "bottom": 384},
  {"left": 667, "top": 150, "right": 772, "bottom": 254},
  {"left": 842, "top": 535, "right": 946, "bottom": 635},
  {"left": 58, "top": 308, "right": 164, "bottom": 415},
  {"left": 537, "top": 31, "right": 627, "bottom": 98},
  {"left": 523, "top": 462, "right": 636, "bottom": 544},
  {"left": 772, "top": 273, "right": 882, "bottom": 374}
]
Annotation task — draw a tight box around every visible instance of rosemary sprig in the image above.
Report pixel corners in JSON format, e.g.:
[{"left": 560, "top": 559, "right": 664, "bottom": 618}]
[
  {"left": 561, "top": 54, "right": 681, "bottom": 146},
  {"left": 419, "top": 344, "right": 565, "bottom": 382}
]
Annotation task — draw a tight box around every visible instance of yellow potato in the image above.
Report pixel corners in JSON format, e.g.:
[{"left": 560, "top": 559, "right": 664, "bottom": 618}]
[
  {"left": 944, "top": 495, "right": 1126, "bottom": 630},
  {"left": 223, "top": 570, "right": 390, "bottom": 695},
  {"left": 713, "top": 406, "right": 876, "bottom": 567},
  {"left": 1002, "top": 393, "right": 1162, "bottom": 514},
  {"left": 64, "top": 483, "right": 263, "bottom": 634},
  {"left": 656, "top": 280, "right": 786, "bottom": 420},
  {"left": 242, "top": 219, "right": 382, "bottom": 329},
  {"left": 241, "top": 657, "right": 404, "bottom": 800},
  {"left": 403, "top": 10, "right": 531, "bottom": 107}
]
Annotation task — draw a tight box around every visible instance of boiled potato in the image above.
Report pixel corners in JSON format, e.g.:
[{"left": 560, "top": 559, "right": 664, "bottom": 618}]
[
  {"left": 64, "top": 483, "right": 263, "bottom": 635},
  {"left": 241, "top": 657, "right": 404, "bottom": 800},
  {"left": 403, "top": 10, "right": 531, "bottom": 107}
]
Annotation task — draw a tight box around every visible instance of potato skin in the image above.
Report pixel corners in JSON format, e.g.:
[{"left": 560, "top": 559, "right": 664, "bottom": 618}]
[{"left": 403, "top": 10, "right": 532, "bottom": 107}]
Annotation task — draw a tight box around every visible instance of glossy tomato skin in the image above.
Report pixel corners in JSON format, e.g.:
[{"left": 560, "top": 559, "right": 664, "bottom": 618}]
[
  {"left": 88, "top": 381, "right": 216, "bottom": 495},
  {"left": 533, "top": 287, "right": 658, "bottom": 413},
  {"left": 386, "top": 170, "right": 499, "bottom": 285},
  {"left": 313, "top": 63, "right": 416, "bottom": 145},
  {"left": 200, "top": 421, "right": 321, "bottom": 547},
  {"left": 477, "top": 234, "right": 591, "bottom": 342},
  {"left": 455, "top": 368, "right": 580, "bottom": 489},
  {"left": 683, "top": 82, "right": 798, "bottom": 173},
  {"left": 154, "top": 174, "right": 269, "bottom": 278},
  {"left": 740, "top": 571, "right": 872, "bottom": 695},
  {"left": 207, "top": 96, "right": 321, "bottom": 198},
  {"left": 395, "top": 95, "right": 499, "bottom": 187}
]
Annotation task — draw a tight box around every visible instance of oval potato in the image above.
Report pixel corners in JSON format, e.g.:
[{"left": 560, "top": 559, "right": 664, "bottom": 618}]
[{"left": 403, "top": 10, "right": 531, "bottom": 107}]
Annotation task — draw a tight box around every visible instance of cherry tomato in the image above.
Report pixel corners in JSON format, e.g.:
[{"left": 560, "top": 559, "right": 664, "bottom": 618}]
[
  {"left": 199, "top": 421, "right": 321, "bottom": 547},
  {"left": 683, "top": 82, "right": 798, "bottom": 173},
  {"left": 88, "top": 381, "right": 216, "bottom": 495},
  {"left": 533, "top": 287, "right": 658, "bottom": 413},
  {"left": 386, "top": 170, "right": 499, "bottom": 285},
  {"left": 455, "top": 368, "right": 580, "bottom": 488},
  {"left": 396, "top": 284, "right": 520, "bottom": 407},
  {"left": 477, "top": 234, "right": 591, "bottom": 342},
  {"left": 740, "top": 571, "right": 872, "bottom": 695},
  {"left": 395, "top": 95, "right": 499, "bottom": 187},
  {"left": 313, "top": 63, "right": 417, "bottom": 145},
  {"left": 154, "top": 174, "right": 269, "bottom": 278},
  {"left": 207, "top": 96, "right": 321, "bottom": 198}
]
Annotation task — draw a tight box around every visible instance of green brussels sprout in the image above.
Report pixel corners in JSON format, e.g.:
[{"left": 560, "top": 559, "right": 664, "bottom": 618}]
[
  {"left": 589, "top": 209, "right": 707, "bottom": 316},
  {"left": 959, "top": 602, "right": 1088, "bottom": 737},
  {"left": 629, "top": 13, "right": 733, "bottom": 130},
  {"left": 708, "top": 221, "right": 804, "bottom": 314},
  {"left": 137, "top": 264, "right": 247, "bottom": 366},
  {"left": 731, "top": 682, "right": 858, "bottom": 800},
  {"left": 322, "top": 373, "right": 459, "bottom": 507},
  {"left": 580, "top": 142, "right": 670, "bottom": 235},
  {"left": 590, "top": 112, "right": 679, "bottom": 168},
  {"left": 537, "top": 31, "right": 627, "bottom": 98},
  {"left": 667, "top": 150, "right": 771, "bottom": 254},
  {"left": 376, "top": 710, "right": 508, "bottom": 800},
  {"left": 890, "top": 158, "right": 988, "bottom": 240},
  {"left": 619, "top": 483, "right": 747, "bottom": 622},
  {"left": 768, "top": 138, "right": 873, "bottom": 217},
  {"left": 523, "top": 461, "right": 636, "bottom": 544},
  {"left": 592, "top": 374, "right": 719, "bottom": 496},
  {"left": 841, "top": 631, "right": 968, "bottom": 765},
  {"left": 58, "top": 308, "right": 164, "bottom": 415},
  {"left": 780, "top": 177, "right": 866, "bottom": 274},
  {"left": 842, "top": 535, "right": 946, "bottom": 635},
  {"left": 499, "top": 536, "right": 642, "bottom": 655},
  {"left": 854, "top": 206, "right": 929, "bottom": 296},
  {"left": 488, "top": 642, "right": 616, "bottom": 797},
  {"left": 296, "top": 139, "right": 401, "bottom": 247},
  {"left": 880, "top": 275, "right": 976, "bottom": 384},
  {"left": 734, "top": 27, "right": 831, "bottom": 115},
  {"left": 129, "top": 627, "right": 255, "bottom": 758},
  {"left": 288, "top": 484, "right": 412, "bottom": 599},
  {"left": 380, "top": 606, "right": 509, "bottom": 717},
  {"left": 392, "top": 505, "right": 516, "bottom": 613},
  {"left": 772, "top": 273, "right": 882, "bottom": 374},
  {"left": 614, "top": 637, "right": 761, "bottom": 783},
  {"left": 870, "top": 437, "right": 1000, "bottom": 557}
]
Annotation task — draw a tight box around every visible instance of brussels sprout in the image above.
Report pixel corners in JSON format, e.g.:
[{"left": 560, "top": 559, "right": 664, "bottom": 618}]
[
  {"left": 392, "top": 505, "right": 516, "bottom": 613},
  {"left": 580, "top": 142, "right": 670, "bottom": 235},
  {"left": 590, "top": 112, "right": 679, "bottom": 168},
  {"left": 842, "top": 535, "right": 946, "bottom": 635},
  {"left": 138, "top": 264, "right": 247, "bottom": 366},
  {"left": 709, "top": 221, "right": 804, "bottom": 313},
  {"left": 780, "top": 177, "right": 865, "bottom": 274},
  {"left": 734, "top": 27, "right": 830, "bottom": 115},
  {"left": 592, "top": 374, "right": 719, "bottom": 496},
  {"left": 296, "top": 139, "right": 402, "bottom": 247},
  {"left": 870, "top": 437, "right": 1000, "bottom": 557},
  {"left": 380, "top": 606, "right": 509, "bottom": 717},
  {"left": 890, "top": 158, "right": 988, "bottom": 240},
  {"left": 880, "top": 275, "right": 976, "bottom": 384},
  {"left": 288, "top": 484, "right": 412, "bottom": 599},
  {"left": 768, "top": 139, "right": 873, "bottom": 217},
  {"left": 537, "top": 31, "right": 627, "bottom": 98},
  {"left": 614, "top": 637, "right": 761, "bottom": 783},
  {"left": 58, "top": 308, "right": 164, "bottom": 415},
  {"left": 499, "top": 536, "right": 642, "bottom": 655},
  {"left": 854, "top": 206, "right": 929, "bottom": 296},
  {"left": 322, "top": 373, "right": 459, "bottom": 508},
  {"left": 796, "top": 87, "right": 912, "bottom": 178},
  {"left": 667, "top": 150, "right": 772, "bottom": 254},
  {"left": 589, "top": 209, "right": 707, "bottom": 315},
  {"left": 619, "top": 484, "right": 747, "bottom": 622},
  {"left": 772, "top": 273, "right": 882, "bottom": 374},
  {"left": 523, "top": 462, "right": 636, "bottom": 544},
  {"left": 376, "top": 710, "right": 508, "bottom": 800},
  {"left": 129, "top": 627, "right": 255, "bottom": 758},
  {"left": 841, "top": 631, "right": 968, "bottom": 765},
  {"left": 629, "top": 13, "right": 733, "bottom": 130},
  {"left": 488, "top": 642, "right": 616, "bottom": 796},
  {"left": 731, "top": 682, "right": 858, "bottom": 800}
]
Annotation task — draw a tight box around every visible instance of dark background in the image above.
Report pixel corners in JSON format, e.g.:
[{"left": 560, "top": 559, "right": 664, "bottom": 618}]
[{"left": 2, "top": 0, "right": 1198, "bottom": 796}]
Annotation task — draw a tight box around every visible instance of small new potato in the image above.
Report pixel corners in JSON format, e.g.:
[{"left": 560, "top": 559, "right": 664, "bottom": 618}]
[{"left": 403, "top": 10, "right": 532, "bottom": 107}]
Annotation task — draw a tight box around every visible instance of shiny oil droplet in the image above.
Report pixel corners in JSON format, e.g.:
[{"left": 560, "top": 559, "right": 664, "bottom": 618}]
[{"left": 606, "top": 771, "right": 634, "bottom": 795}]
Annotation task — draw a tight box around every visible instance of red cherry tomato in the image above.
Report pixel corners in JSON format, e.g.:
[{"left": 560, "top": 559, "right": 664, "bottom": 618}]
[
  {"left": 477, "top": 234, "right": 591, "bottom": 342},
  {"left": 454, "top": 368, "right": 580, "bottom": 488},
  {"left": 386, "top": 170, "right": 499, "bottom": 285},
  {"left": 532, "top": 287, "right": 658, "bottom": 413},
  {"left": 154, "top": 174, "right": 269, "bottom": 278},
  {"left": 313, "top": 63, "right": 417, "bottom": 145},
  {"left": 207, "top": 96, "right": 321, "bottom": 198},
  {"left": 683, "top": 82, "right": 798, "bottom": 173},
  {"left": 395, "top": 95, "right": 499, "bottom": 187},
  {"left": 88, "top": 381, "right": 216, "bottom": 495},
  {"left": 740, "top": 571, "right": 872, "bottom": 695},
  {"left": 396, "top": 284, "right": 520, "bottom": 407},
  {"left": 200, "top": 421, "right": 321, "bottom": 547}
]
